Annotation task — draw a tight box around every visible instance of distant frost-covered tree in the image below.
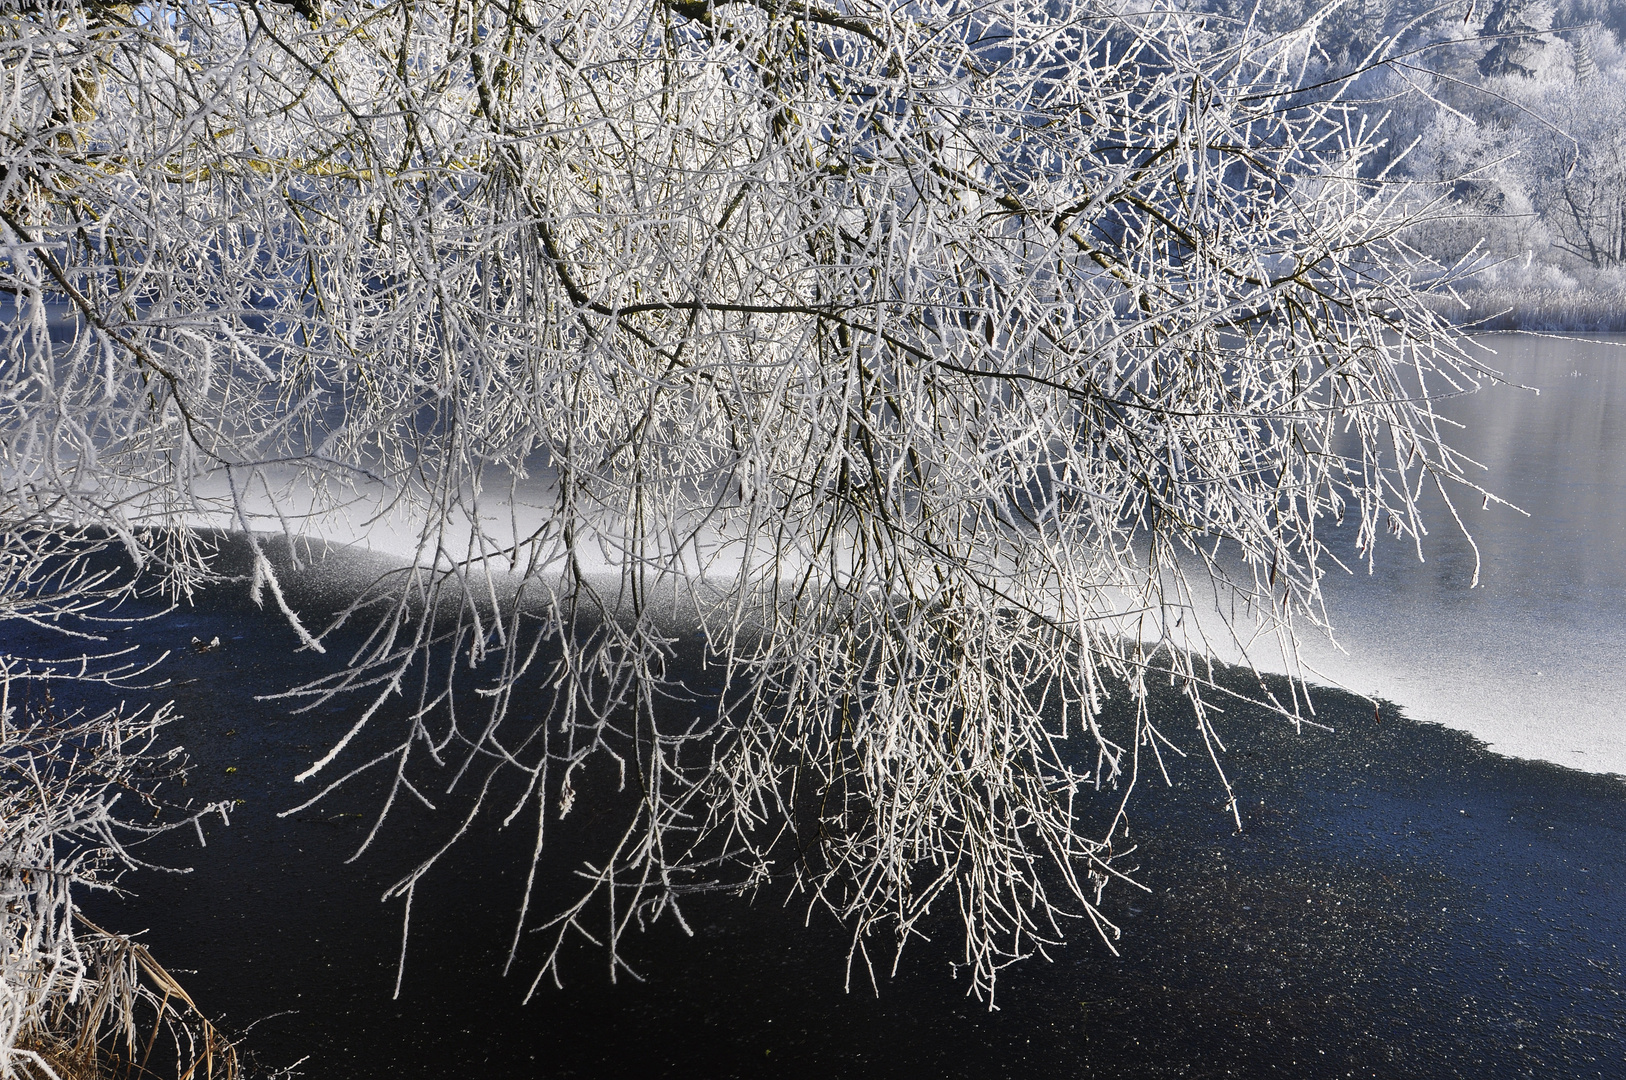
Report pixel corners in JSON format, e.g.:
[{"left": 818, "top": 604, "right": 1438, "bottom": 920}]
[
  {"left": 1534, "top": 69, "right": 1626, "bottom": 267},
  {"left": 1, "top": 0, "right": 1495, "bottom": 1001}
]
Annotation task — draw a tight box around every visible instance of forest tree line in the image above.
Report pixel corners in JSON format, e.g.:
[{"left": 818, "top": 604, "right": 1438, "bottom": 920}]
[{"left": 1207, "top": 0, "right": 1626, "bottom": 327}]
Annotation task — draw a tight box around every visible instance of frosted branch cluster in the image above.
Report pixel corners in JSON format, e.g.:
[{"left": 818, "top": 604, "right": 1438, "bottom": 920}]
[{"left": 0, "top": 0, "right": 1492, "bottom": 1001}]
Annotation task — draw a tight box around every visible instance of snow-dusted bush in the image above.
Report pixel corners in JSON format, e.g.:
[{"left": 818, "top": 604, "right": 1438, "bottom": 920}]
[
  {"left": 0, "top": 679, "right": 237, "bottom": 1079},
  {"left": 0, "top": 0, "right": 1493, "bottom": 1002}
]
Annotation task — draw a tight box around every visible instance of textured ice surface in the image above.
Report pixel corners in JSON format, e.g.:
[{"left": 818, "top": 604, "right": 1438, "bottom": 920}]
[{"left": 1268, "top": 334, "right": 1626, "bottom": 776}]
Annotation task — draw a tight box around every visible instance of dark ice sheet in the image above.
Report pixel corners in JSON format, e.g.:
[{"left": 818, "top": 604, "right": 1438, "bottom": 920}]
[{"left": 31, "top": 548, "right": 1622, "bottom": 1080}]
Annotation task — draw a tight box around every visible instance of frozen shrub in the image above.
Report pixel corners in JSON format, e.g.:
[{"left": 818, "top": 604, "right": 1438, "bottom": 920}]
[{"left": 0, "top": 678, "right": 237, "bottom": 1079}]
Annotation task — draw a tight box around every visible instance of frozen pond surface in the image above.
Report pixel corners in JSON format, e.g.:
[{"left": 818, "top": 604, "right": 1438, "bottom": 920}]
[
  {"left": 1290, "top": 334, "right": 1626, "bottom": 776},
  {"left": 34, "top": 333, "right": 1626, "bottom": 1078},
  {"left": 68, "top": 569, "right": 1624, "bottom": 1080}
]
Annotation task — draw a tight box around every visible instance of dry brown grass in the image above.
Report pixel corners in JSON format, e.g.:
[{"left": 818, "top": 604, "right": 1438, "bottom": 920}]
[{"left": 10, "top": 918, "right": 238, "bottom": 1080}]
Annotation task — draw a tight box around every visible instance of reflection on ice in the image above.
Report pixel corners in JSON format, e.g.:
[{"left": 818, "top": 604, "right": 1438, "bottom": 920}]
[{"left": 1198, "top": 335, "right": 1626, "bottom": 776}]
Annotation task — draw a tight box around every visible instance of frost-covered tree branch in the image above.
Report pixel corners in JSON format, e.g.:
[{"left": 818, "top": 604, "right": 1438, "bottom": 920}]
[{"left": 1, "top": 0, "right": 1495, "bottom": 1001}]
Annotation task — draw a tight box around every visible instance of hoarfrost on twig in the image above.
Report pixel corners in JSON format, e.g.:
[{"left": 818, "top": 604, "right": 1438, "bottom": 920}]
[{"left": 0, "top": 0, "right": 1500, "bottom": 1005}]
